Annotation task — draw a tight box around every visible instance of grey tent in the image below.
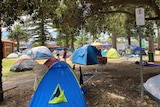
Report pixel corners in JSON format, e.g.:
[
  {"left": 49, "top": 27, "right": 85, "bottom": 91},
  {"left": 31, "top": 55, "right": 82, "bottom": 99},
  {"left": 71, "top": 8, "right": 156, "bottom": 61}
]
[
  {"left": 144, "top": 74, "right": 160, "bottom": 103},
  {"left": 18, "top": 54, "right": 31, "bottom": 60},
  {"left": 10, "top": 58, "right": 39, "bottom": 72}
]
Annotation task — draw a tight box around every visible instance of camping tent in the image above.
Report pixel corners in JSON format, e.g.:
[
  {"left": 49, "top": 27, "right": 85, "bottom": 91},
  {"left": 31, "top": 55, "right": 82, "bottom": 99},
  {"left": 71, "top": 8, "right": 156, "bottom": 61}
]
[
  {"left": 72, "top": 45, "right": 102, "bottom": 65},
  {"left": 58, "top": 50, "right": 73, "bottom": 58},
  {"left": 43, "top": 58, "right": 59, "bottom": 68},
  {"left": 91, "top": 42, "right": 102, "bottom": 46},
  {"left": 29, "top": 61, "right": 87, "bottom": 107},
  {"left": 132, "top": 46, "right": 146, "bottom": 55},
  {"left": 10, "top": 58, "right": 39, "bottom": 72},
  {"left": 27, "top": 46, "right": 54, "bottom": 59},
  {"left": 144, "top": 74, "right": 160, "bottom": 103},
  {"left": 6, "top": 53, "right": 18, "bottom": 58},
  {"left": 18, "top": 54, "right": 31, "bottom": 60},
  {"left": 102, "top": 41, "right": 112, "bottom": 46},
  {"left": 105, "top": 48, "right": 120, "bottom": 59},
  {"left": 47, "top": 46, "right": 62, "bottom": 52}
]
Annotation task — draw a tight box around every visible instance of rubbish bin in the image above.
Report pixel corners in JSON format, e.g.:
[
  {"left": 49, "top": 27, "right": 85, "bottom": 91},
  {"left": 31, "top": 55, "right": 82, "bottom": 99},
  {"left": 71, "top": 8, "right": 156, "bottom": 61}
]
[{"left": 148, "top": 52, "right": 154, "bottom": 62}]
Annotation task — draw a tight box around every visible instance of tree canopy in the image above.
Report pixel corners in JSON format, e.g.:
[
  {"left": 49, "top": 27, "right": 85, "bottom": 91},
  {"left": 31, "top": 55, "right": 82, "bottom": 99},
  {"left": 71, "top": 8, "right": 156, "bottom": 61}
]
[
  {"left": 8, "top": 24, "right": 29, "bottom": 52},
  {"left": 84, "top": 0, "right": 160, "bottom": 20},
  {"left": 0, "top": 0, "right": 160, "bottom": 102}
]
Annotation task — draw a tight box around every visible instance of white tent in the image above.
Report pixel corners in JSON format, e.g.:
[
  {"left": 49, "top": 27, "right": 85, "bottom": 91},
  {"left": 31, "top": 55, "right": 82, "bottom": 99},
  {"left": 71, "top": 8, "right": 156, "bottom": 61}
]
[
  {"left": 27, "top": 46, "right": 54, "bottom": 59},
  {"left": 7, "top": 53, "right": 18, "bottom": 58},
  {"left": 144, "top": 74, "right": 160, "bottom": 103}
]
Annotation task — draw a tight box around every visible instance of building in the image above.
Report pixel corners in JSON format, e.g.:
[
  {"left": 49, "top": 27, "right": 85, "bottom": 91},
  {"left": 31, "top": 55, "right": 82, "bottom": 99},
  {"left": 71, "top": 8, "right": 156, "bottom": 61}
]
[{"left": 2, "top": 39, "right": 14, "bottom": 58}]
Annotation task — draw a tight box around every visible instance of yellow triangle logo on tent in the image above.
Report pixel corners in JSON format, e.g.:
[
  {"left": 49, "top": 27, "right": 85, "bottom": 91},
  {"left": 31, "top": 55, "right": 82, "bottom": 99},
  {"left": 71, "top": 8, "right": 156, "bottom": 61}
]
[{"left": 48, "top": 84, "right": 67, "bottom": 104}]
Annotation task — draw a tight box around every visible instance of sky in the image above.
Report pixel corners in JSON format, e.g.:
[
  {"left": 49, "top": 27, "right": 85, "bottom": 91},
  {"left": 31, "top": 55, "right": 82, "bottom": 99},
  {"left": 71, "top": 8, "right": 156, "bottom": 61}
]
[
  {"left": 2, "top": 15, "right": 58, "bottom": 40},
  {"left": 2, "top": 27, "right": 57, "bottom": 39},
  {"left": 2, "top": 28, "right": 9, "bottom": 39},
  {"left": 2, "top": 26, "right": 58, "bottom": 46}
]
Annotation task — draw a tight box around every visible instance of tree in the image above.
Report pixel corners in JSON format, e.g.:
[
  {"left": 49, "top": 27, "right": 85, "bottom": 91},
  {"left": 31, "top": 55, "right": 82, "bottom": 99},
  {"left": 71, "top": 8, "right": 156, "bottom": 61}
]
[
  {"left": 84, "top": 0, "right": 160, "bottom": 20},
  {"left": 156, "top": 20, "right": 160, "bottom": 50},
  {"left": 0, "top": 0, "right": 160, "bottom": 102},
  {"left": 142, "top": 20, "right": 155, "bottom": 52},
  {"left": 51, "top": 0, "right": 83, "bottom": 48},
  {"left": 80, "top": 0, "right": 160, "bottom": 50},
  {"left": 0, "top": 19, "right": 3, "bottom": 102},
  {"left": 0, "top": 0, "right": 44, "bottom": 101},
  {"left": 25, "top": 18, "right": 53, "bottom": 46},
  {"left": 0, "top": 0, "right": 25, "bottom": 101},
  {"left": 85, "top": 15, "right": 107, "bottom": 42},
  {"left": 8, "top": 24, "right": 29, "bottom": 52},
  {"left": 23, "top": 1, "right": 58, "bottom": 46}
]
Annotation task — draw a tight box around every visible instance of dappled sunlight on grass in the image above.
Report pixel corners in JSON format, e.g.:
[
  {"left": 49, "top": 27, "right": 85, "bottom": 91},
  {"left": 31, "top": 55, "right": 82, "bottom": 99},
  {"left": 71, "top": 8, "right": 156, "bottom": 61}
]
[
  {"left": 2, "top": 58, "right": 47, "bottom": 77},
  {"left": 2, "top": 58, "right": 17, "bottom": 77}
]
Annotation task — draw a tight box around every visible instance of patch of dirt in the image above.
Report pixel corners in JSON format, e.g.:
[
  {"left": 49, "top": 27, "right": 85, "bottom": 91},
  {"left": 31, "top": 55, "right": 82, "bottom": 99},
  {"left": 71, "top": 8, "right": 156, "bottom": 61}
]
[
  {"left": 1, "top": 55, "right": 160, "bottom": 107},
  {"left": 1, "top": 72, "right": 35, "bottom": 107}
]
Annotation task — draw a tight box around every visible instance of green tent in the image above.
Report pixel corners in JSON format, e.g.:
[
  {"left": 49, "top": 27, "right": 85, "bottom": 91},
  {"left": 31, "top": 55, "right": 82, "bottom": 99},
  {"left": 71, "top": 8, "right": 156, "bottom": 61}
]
[{"left": 105, "top": 48, "right": 120, "bottom": 59}]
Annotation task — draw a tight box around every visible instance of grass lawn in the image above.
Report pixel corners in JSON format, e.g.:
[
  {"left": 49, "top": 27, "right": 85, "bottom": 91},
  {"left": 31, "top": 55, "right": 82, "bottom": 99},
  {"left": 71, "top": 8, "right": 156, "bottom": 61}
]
[
  {"left": 2, "top": 58, "right": 18, "bottom": 77},
  {"left": 2, "top": 58, "right": 47, "bottom": 77}
]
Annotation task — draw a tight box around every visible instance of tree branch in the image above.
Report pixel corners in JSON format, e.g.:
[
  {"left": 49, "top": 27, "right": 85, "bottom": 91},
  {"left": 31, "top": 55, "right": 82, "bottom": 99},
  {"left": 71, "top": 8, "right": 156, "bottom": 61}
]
[
  {"left": 85, "top": 0, "right": 151, "bottom": 6},
  {"left": 85, "top": 0, "right": 160, "bottom": 20},
  {"left": 85, "top": 10, "right": 160, "bottom": 20}
]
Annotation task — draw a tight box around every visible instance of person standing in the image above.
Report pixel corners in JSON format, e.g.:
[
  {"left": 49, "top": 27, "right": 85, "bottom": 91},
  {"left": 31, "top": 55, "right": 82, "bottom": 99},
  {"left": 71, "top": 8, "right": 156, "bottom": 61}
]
[
  {"left": 63, "top": 48, "right": 67, "bottom": 62},
  {"left": 56, "top": 50, "right": 60, "bottom": 60}
]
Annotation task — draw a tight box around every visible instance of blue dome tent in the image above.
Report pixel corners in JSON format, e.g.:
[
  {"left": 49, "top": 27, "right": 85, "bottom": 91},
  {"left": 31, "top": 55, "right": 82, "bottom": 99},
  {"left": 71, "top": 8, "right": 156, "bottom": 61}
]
[
  {"left": 29, "top": 61, "right": 86, "bottom": 107},
  {"left": 72, "top": 45, "right": 102, "bottom": 65},
  {"left": 132, "top": 46, "right": 146, "bottom": 55},
  {"left": 71, "top": 45, "right": 103, "bottom": 85}
]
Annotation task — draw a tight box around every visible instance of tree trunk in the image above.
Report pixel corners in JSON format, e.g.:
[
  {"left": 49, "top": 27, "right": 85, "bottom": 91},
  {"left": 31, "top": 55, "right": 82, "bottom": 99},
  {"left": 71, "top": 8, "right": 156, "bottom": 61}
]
[
  {"left": 112, "top": 33, "right": 117, "bottom": 49},
  {"left": 71, "top": 34, "right": 74, "bottom": 49},
  {"left": 0, "top": 20, "right": 4, "bottom": 102},
  {"left": 41, "top": 36, "right": 45, "bottom": 46},
  {"left": 148, "top": 35, "right": 154, "bottom": 52},
  {"left": 158, "top": 28, "right": 160, "bottom": 49},
  {"left": 127, "top": 36, "right": 131, "bottom": 45},
  {"left": 92, "top": 34, "right": 95, "bottom": 42},
  {"left": 16, "top": 36, "right": 20, "bottom": 52},
  {"left": 65, "top": 35, "right": 69, "bottom": 48},
  {"left": 41, "top": 19, "right": 46, "bottom": 46}
]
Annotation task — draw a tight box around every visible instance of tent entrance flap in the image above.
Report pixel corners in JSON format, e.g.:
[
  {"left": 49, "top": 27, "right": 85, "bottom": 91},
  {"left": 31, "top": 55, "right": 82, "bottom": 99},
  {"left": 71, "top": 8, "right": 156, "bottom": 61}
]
[{"left": 49, "top": 84, "right": 67, "bottom": 104}]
